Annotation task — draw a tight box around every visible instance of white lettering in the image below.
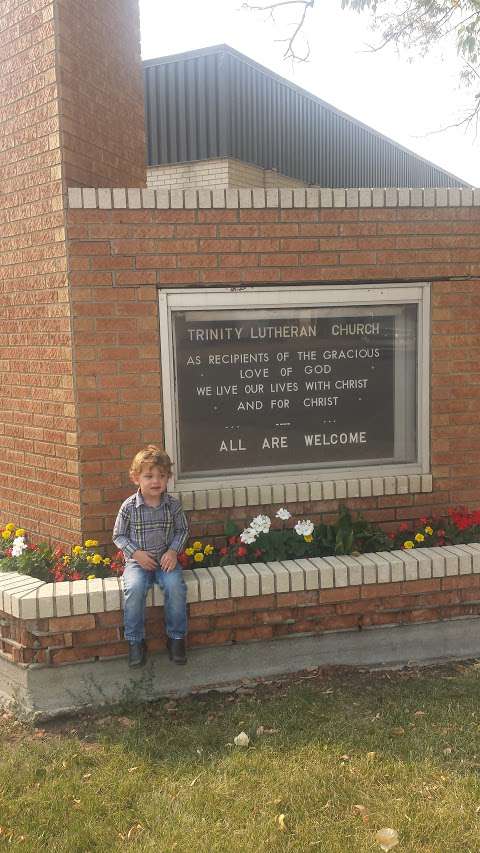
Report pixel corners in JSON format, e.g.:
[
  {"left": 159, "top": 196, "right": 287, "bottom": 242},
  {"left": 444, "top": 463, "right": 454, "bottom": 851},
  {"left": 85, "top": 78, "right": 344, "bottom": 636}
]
[
  {"left": 237, "top": 400, "right": 263, "bottom": 411},
  {"left": 304, "top": 432, "right": 367, "bottom": 446},
  {"left": 262, "top": 436, "right": 288, "bottom": 449},
  {"left": 331, "top": 322, "right": 380, "bottom": 336},
  {"left": 219, "top": 439, "right": 247, "bottom": 452}
]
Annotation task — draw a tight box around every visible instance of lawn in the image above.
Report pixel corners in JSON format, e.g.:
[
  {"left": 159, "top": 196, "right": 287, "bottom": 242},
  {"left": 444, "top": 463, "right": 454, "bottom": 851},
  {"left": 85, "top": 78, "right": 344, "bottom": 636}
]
[{"left": 1, "top": 661, "right": 480, "bottom": 852}]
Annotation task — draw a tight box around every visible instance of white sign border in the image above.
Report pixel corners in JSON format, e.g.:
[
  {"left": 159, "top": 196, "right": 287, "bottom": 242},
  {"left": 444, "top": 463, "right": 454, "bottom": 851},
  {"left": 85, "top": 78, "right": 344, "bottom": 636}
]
[{"left": 158, "top": 283, "right": 431, "bottom": 497}]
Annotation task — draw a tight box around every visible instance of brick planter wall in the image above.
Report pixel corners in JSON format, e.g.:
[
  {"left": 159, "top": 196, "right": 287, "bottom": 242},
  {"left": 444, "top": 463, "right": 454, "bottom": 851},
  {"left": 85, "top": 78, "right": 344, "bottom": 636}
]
[{"left": 1, "top": 544, "right": 480, "bottom": 717}]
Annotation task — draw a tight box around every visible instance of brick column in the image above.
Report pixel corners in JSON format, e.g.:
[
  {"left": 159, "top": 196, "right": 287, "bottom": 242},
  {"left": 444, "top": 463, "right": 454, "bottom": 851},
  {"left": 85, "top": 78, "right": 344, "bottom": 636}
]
[
  {"left": 55, "top": 0, "right": 146, "bottom": 188},
  {"left": 0, "top": 0, "right": 146, "bottom": 545}
]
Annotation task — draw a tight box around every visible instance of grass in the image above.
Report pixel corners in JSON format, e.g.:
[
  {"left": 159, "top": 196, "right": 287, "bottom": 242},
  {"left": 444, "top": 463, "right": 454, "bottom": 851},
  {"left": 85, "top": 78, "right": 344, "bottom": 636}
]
[{"left": 1, "top": 662, "right": 480, "bottom": 851}]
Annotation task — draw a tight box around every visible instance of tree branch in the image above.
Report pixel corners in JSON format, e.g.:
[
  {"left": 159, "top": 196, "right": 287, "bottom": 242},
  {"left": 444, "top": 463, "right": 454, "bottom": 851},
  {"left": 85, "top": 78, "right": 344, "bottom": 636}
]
[{"left": 242, "top": 0, "right": 315, "bottom": 60}]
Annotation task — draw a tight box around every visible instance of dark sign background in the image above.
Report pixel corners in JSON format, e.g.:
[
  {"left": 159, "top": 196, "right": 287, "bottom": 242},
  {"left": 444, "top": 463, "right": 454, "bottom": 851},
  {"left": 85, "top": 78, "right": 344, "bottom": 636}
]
[{"left": 173, "top": 311, "right": 395, "bottom": 476}]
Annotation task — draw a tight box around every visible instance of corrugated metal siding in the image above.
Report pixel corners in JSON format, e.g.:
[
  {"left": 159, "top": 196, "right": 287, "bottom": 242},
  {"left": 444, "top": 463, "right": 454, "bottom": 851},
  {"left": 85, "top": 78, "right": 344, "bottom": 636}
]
[{"left": 143, "top": 47, "right": 468, "bottom": 188}]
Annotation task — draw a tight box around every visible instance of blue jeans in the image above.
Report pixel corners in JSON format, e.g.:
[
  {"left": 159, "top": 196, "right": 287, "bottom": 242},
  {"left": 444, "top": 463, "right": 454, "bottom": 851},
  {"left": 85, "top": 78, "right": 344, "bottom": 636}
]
[{"left": 123, "top": 560, "right": 187, "bottom": 643}]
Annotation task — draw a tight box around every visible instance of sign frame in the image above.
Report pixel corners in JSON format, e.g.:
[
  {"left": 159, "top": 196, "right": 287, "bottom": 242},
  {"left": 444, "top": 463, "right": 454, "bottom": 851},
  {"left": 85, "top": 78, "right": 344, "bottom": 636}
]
[{"left": 158, "top": 283, "right": 430, "bottom": 493}]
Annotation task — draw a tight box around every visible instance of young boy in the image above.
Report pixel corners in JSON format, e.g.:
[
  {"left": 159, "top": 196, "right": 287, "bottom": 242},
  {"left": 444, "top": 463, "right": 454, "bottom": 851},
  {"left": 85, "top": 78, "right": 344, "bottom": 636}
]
[{"left": 113, "top": 445, "right": 189, "bottom": 668}]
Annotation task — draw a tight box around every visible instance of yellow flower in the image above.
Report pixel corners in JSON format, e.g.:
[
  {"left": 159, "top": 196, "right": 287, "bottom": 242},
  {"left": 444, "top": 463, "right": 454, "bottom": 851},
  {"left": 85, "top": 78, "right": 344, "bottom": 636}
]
[
  {"left": 194, "top": 552, "right": 204, "bottom": 563},
  {"left": 91, "top": 554, "right": 102, "bottom": 565},
  {"left": 86, "top": 555, "right": 93, "bottom": 563},
  {"left": 403, "top": 540, "right": 415, "bottom": 549},
  {"left": 204, "top": 544, "right": 214, "bottom": 555},
  {"left": 84, "top": 539, "right": 99, "bottom": 548},
  {"left": 87, "top": 574, "right": 96, "bottom": 580},
  {"left": 415, "top": 533, "right": 425, "bottom": 543},
  {"left": 304, "top": 534, "right": 313, "bottom": 543},
  {"left": 15, "top": 528, "right": 25, "bottom": 537},
  {"left": 5, "top": 523, "right": 15, "bottom": 532},
  {"left": 103, "top": 558, "right": 111, "bottom": 565},
  {"left": 72, "top": 545, "right": 83, "bottom": 556},
  {"left": 185, "top": 547, "right": 194, "bottom": 556},
  {"left": 62, "top": 555, "right": 71, "bottom": 565},
  {"left": 1, "top": 530, "right": 11, "bottom": 540},
  {"left": 192, "top": 541, "right": 203, "bottom": 551},
  {"left": 425, "top": 526, "right": 433, "bottom": 536}
]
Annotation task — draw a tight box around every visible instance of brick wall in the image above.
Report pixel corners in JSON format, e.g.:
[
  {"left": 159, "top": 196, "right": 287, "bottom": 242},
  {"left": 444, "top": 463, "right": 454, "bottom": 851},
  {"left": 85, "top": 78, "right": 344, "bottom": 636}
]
[
  {"left": 147, "top": 158, "right": 306, "bottom": 190},
  {"left": 3, "top": 556, "right": 480, "bottom": 666},
  {"left": 55, "top": 0, "right": 146, "bottom": 188},
  {"left": 0, "top": 0, "right": 80, "bottom": 544},
  {"left": 65, "top": 189, "right": 480, "bottom": 547},
  {"left": 147, "top": 159, "right": 232, "bottom": 190}
]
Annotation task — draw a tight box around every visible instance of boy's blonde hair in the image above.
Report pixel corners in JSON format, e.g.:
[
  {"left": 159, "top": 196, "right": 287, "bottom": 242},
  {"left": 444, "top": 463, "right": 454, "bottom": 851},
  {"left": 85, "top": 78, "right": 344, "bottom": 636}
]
[{"left": 129, "top": 445, "right": 172, "bottom": 480}]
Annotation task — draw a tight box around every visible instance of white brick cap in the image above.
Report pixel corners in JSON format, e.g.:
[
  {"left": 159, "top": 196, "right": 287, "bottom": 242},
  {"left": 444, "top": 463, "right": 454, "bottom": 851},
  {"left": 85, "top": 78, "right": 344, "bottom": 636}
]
[
  {"left": 1, "top": 542, "right": 480, "bottom": 618},
  {"left": 66, "top": 187, "right": 475, "bottom": 210}
]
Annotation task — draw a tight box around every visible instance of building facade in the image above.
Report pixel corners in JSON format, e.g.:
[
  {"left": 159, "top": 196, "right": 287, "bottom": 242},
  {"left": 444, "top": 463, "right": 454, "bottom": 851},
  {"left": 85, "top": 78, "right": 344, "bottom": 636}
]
[{"left": 0, "top": 0, "right": 479, "bottom": 553}]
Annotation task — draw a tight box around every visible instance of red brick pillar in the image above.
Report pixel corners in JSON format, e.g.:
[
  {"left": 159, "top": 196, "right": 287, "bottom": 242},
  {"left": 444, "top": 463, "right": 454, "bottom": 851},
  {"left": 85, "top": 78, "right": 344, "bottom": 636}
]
[
  {"left": 0, "top": 0, "right": 146, "bottom": 545},
  {"left": 55, "top": 0, "right": 146, "bottom": 188}
]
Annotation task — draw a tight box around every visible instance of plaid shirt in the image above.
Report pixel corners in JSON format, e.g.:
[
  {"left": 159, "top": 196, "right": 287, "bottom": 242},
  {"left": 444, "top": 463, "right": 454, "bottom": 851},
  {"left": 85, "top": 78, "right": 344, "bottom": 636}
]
[{"left": 113, "top": 490, "right": 189, "bottom": 561}]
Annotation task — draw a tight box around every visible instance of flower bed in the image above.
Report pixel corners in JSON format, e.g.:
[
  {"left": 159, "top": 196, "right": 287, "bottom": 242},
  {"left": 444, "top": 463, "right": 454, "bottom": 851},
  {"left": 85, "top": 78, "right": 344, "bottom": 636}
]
[
  {"left": 1, "top": 510, "right": 480, "bottom": 718},
  {"left": 2, "top": 508, "right": 480, "bottom": 583}
]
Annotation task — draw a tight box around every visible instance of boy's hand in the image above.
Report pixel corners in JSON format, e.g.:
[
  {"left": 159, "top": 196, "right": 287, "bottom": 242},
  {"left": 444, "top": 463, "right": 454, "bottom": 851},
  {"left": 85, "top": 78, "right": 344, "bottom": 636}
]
[
  {"left": 160, "top": 549, "right": 177, "bottom": 572},
  {"left": 132, "top": 550, "right": 157, "bottom": 572}
]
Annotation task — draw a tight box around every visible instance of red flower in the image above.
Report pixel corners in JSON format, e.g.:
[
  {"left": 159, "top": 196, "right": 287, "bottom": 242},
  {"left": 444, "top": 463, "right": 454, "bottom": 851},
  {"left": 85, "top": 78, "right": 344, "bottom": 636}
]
[
  {"left": 419, "top": 516, "right": 429, "bottom": 525},
  {"left": 388, "top": 532, "right": 396, "bottom": 540},
  {"left": 236, "top": 546, "right": 247, "bottom": 558},
  {"left": 253, "top": 548, "right": 263, "bottom": 558},
  {"left": 228, "top": 536, "right": 238, "bottom": 545},
  {"left": 177, "top": 552, "right": 189, "bottom": 568},
  {"left": 399, "top": 522, "right": 409, "bottom": 532},
  {"left": 219, "top": 546, "right": 228, "bottom": 557},
  {"left": 70, "top": 571, "right": 82, "bottom": 581},
  {"left": 437, "top": 529, "right": 446, "bottom": 538}
]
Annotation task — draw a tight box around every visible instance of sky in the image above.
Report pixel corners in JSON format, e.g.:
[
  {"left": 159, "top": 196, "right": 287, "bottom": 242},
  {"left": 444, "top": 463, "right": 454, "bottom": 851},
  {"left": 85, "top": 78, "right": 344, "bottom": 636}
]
[{"left": 139, "top": 0, "right": 480, "bottom": 187}]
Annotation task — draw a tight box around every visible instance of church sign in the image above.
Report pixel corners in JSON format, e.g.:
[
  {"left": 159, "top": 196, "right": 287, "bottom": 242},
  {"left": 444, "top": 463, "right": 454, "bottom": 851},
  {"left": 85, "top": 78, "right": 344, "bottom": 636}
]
[{"left": 159, "top": 286, "right": 429, "bottom": 488}]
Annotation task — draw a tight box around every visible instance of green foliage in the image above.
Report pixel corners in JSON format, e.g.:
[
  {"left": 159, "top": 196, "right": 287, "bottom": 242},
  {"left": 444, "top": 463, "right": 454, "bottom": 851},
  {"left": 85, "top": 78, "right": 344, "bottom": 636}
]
[
  {"left": 341, "top": 0, "right": 480, "bottom": 127},
  {"left": 224, "top": 519, "right": 240, "bottom": 539},
  {"left": 316, "top": 506, "right": 390, "bottom": 556},
  {"left": 0, "top": 543, "right": 55, "bottom": 583},
  {"left": 215, "top": 506, "right": 391, "bottom": 567}
]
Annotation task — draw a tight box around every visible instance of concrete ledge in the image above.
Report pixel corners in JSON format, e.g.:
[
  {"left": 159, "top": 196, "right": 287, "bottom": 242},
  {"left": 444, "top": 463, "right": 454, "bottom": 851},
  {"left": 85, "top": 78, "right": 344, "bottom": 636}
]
[
  {"left": 68, "top": 186, "right": 480, "bottom": 210},
  {"left": 1, "top": 542, "right": 479, "bottom": 620},
  {"left": 8, "top": 617, "right": 480, "bottom": 720}
]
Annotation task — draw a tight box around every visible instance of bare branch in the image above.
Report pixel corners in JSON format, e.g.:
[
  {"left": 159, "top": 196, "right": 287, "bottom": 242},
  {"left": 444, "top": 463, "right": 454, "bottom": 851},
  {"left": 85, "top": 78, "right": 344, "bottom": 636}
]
[
  {"left": 242, "top": 0, "right": 315, "bottom": 60},
  {"left": 417, "top": 63, "right": 480, "bottom": 139},
  {"left": 242, "top": 0, "right": 314, "bottom": 11},
  {"left": 423, "top": 98, "right": 480, "bottom": 137}
]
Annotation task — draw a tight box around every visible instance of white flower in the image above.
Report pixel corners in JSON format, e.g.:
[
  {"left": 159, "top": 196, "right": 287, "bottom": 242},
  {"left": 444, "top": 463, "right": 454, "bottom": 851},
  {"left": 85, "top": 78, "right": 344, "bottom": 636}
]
[
  {"left": 11, "top": 536, "right": 27, "bottom": 557},
  {"left": 240, "top": 527, "right": 257, "bottom": 544},
  {"left": 233, "top": 731, "right": 250, "bottom": 747},
  {"left": 294, "top": 519, "right": 314, "bottom": 537},
  {"left": 250, "top": 514, "right": 271, "bottom": 534},
  {"left": 275, "top": 507, "right": 291, "bottom": 521}
]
